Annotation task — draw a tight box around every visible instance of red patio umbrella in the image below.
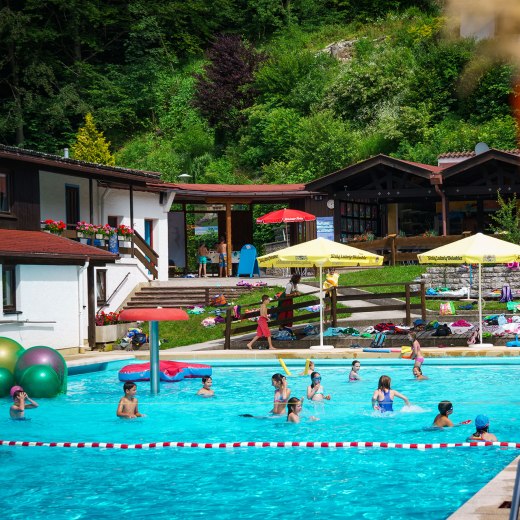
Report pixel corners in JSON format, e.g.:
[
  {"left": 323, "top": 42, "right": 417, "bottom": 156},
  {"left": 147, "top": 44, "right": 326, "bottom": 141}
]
[
  {"left": 119, "top": 307, "right": 189, "bottom": 395},
  {"left": 256, "top": 209, "right": 316, "bottom": 246}
]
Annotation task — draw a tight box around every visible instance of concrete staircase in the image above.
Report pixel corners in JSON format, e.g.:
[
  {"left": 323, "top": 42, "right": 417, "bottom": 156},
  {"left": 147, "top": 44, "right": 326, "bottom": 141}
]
[{"left": 124, "top": 285, "right": 254, "bottom": 308}]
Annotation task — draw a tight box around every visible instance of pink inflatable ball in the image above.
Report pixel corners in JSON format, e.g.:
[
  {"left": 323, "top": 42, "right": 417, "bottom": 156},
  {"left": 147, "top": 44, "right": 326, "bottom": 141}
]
[
  {"left": 14, "top": 346, "right": 67, "bottom": 385},
  {"left": 18, "top": 364, "right": 61, "bottom": 398},
  {"left": 0, "top": 337, "right": 24, "bottom": 373},
  {"left": 0, "top": 368, "right": 15, "bottom": 397}
]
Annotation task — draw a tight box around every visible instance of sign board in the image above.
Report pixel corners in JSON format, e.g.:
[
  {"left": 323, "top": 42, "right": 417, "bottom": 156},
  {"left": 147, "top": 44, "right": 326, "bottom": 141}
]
[
  {"left": 316, "top": 216, "right": 334, "bottom": 241},
  {"left": 236, "top": 244, "right": 260, "bottom": 278}
]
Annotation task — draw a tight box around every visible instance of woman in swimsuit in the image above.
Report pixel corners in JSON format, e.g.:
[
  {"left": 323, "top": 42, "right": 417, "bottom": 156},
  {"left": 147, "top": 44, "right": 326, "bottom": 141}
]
[
  {"left": 271, "top": 373, "right": 291, "bottom": 415},
  {"left": 371, "top": 375, "right": 410, "bottom": 413},
  {"left": 349, "top": 360, "right": 361, "bottom": 381},
  {"left": 307, "top": 372, "right": 331, "bottom": 401}
]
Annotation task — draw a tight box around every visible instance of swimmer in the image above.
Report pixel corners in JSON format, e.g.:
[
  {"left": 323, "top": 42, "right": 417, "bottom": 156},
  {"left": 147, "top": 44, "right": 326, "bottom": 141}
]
[
  {"left": 10, "top": 390, "right": 38, "bottom": 420},
  {"left": 433, "top": 401, "right": 454, "bottom": 427},
  {"left": 307, "top": 372, "right": 331, "bottom": 401},
  {"left": 271, "top": 373, "right": 291, "bottom": 415},
  {"left": 409, "top": 333, "right": 424, "bottom": 368},
  {"left": 413, "top": 366, "right": 428, "bottom": 380},
  {"left": 197, "top": 376, "right": 214, "bottom": 397},
  {"left": 371, "top": 375, "right": 410, "bottom": 413},
  {"left": 468, "top": 414, "right": 497, "bottom": 442},
  {"left": 287, "top": 397, "right": 318, "bottom": 423},
  {"left": 299, "top": 359, "right": 315, "bottom": 376},
  {"left": 349, "top": 360, "right": 361, "bottom": 381},
  {"left": 116, "top": 381, "right": 143, "bottom": 419}
]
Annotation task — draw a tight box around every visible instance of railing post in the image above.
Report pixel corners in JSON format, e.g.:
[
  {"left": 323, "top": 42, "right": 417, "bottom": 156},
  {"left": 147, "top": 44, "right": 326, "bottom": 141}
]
[
  {"left": 205, "top": 288, "right": 210, "bottom": 306},
  {"left": 224, "top": 308, "right": 232, "bottom": 350},
  {"left": 391, "top": 235, "right": 396, "bottom": 266},
  {"left": 420, "top": 281, "right": 426, "bottom": 321},
  {"left": 405, "top": 283, "right": 411, "bottom": 326},
  {"left": 331, "top": 287, "right": 337, "bottom": 327}
]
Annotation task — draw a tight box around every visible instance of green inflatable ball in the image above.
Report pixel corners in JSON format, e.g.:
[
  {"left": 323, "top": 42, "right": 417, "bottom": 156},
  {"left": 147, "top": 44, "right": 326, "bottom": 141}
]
[
  {"left": 0, "top": 337, "right": 24, "bottom": 373},
  {"left": 19, "top": 364, "right": 61, "bottom": 398},
  {"left": 0, "top": 367, "right": 14, "bottom": 397}
]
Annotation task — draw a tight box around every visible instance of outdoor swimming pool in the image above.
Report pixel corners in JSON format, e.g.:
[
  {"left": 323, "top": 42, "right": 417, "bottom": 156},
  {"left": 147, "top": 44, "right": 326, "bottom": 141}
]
[{"left": 1, "top": 358, "right": 519, "bottom": 519}]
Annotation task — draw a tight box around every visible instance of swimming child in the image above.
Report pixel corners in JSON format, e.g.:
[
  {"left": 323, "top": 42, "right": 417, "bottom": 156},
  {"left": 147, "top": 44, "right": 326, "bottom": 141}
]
[
  {"left": 299, "top": 359, "right": 315, "bottom": 376},
  {"left": 433, "top": 401, "right": 454, "bottom": 427},
  {"left": 287, "top": 397, "right": 304, "bottom": 423},
  {"left": 197, "top": 376, "right": 214, "bottom": 397},
  {"left": 247, "top": 295, "right": 276, "bottom": 350},
  {"left": 307, "top": 372, "right": 331, "bottom": 401},
  {"left": 413, "top": 366, "right": 428, "bottom": 380},
  {"left": 409, "top": 333, "right": 424, "bottom": 368},
  {"left": 10, "top": 390, "right": 38, "bottom": 420},
  {"left": 371, "top": 375, "right": 410, "bottom": 413},
  {"left": 116, "top": 381, "right": 143, "bottom": 419},
  {"left": 468, "top": 414, "right": 498, "bottom": 442},
  {"left": 349, "top": 360, "right": 361, "bottom": 381},
  {"left": 271, "top": 373, "right": 291, "bottom": 415}
]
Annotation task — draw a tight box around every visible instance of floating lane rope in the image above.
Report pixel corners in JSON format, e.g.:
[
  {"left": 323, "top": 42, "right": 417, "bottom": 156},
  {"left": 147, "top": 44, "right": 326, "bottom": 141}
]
[{"left": 1, "top": 440, "right": 520, "bottom": 450}]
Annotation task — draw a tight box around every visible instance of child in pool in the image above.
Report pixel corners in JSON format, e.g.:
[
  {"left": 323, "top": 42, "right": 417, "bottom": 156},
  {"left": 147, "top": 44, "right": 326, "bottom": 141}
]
[
  {"left": 307, "top": 372, "right": 331, "bottom": 401},
  {"left": 197, "top": 376, "right": 214, "bottom": 397},
  {"left": 433, "top": 400, "right": 454, "bottom": 427},
  {"left": 299, "top": 359, "right": 315, "bottom": 376},
  {"left": 247, "top": 295, "right": 276, "bottom": 350},
  {"left": 349, "top": 360, "right": 361, "bottom": 381},
  {"left": 287, "top": 397, "right": 318, "bottom": 423},
  {"left": 409, "top": 333, "right": 424, "bottom": 368},
  {"left": 271, "top": 373, "right": 291, "bottom": 415},
  {"left": 413, "top": 366, "right": 428, "bottom": 380},
  {"left": 468, "top": 414, "right": 497, "bottom": 442},
  {"left": 116, "top": 381, "right": 143, "bottom": 419},
  {"left": 371, "top": 375, "right": 410, "bottom": 413},
  {"left": 10, "top": 390, "right": 38, "bottom": 420}
]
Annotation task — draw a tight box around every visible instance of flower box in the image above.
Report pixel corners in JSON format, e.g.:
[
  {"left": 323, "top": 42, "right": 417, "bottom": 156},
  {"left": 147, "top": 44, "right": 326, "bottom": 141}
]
[{"left": 95, "top": 322, "right": 138, "bottom": 344}]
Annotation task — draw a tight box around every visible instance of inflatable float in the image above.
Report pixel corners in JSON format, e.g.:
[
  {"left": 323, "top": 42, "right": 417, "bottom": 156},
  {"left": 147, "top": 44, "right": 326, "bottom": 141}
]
[
  {"left": 362, "top": 348, "right": 402, "bottom": 353},
  {"left": 119, "top": 361, "right": 211, "bottom": 382}
]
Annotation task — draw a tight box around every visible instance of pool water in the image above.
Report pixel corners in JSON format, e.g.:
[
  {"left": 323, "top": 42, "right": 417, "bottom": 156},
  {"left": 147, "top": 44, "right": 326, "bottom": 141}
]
[{"left": 1, "top": 359, "right": 519, "bottom": 519}]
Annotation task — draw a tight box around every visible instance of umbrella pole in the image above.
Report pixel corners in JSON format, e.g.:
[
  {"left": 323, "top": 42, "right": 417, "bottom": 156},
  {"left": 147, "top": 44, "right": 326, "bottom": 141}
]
[
  {"left": 319, "top": 265, "right": 324, "bottom": 349},
  {"left": 150, "top": 320, "right": 160, "bottom": 395},
  {"left": 478, "top": 263, "right": 483, "bottom": 345}
]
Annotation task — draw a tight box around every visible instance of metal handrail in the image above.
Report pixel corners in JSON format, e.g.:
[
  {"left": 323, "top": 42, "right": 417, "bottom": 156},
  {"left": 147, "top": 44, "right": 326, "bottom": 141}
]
[
  {"left": 0, "top": 320, "right": 57, "bottom": 324},
  {"left": 98, "top": 272, "right": 131, "bottom": 312},
  {"left": 510, "top": 460, "right": 520, "bottom": 520}
]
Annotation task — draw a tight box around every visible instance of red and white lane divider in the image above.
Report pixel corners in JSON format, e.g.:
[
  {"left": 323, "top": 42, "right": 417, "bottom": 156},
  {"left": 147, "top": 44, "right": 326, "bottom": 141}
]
[{"left": 1, "top": 440, "right": 520, "bottom": 450}]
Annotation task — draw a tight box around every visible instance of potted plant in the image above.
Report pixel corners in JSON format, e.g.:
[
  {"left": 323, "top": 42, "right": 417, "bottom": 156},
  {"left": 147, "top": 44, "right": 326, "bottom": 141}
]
[
  {"left": 76, "top": 221, "right": 98, "bottom": 238},
  {"left": 95, "top": 311, "right": 136, "bottom": 344},
  {"left": 42, "top": 219, "right": 66, "bottom": 235},
  {"left": 117, "top": 224, "right": 134, "bottom": 239}
]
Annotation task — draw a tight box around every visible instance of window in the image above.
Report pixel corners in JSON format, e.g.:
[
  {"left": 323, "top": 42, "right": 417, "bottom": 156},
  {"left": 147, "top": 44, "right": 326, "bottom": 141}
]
[
  {"left": 96, "top": 269, "right": 107, "bottom": 305},
  {"left": 0, "top": 172, "right": 10, "bottom": 213},
  {"left": 2, "top": 265, "right": 16, "bottom": 313},
  {"left": 107, "top": 216, "right": 119, "bottom": 228},
  {"left": 65, "top": 185, "right": 80, "bottom": 227}
]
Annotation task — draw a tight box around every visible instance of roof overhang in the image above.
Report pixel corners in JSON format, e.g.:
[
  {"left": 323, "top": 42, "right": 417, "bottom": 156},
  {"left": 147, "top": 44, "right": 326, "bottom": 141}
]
[{"left": 441, "top": 149, "right": 520, "bottom": 180}]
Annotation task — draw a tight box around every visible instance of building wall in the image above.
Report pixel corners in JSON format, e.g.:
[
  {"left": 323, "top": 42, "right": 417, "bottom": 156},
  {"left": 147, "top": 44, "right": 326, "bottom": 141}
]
[{"left": 0, "top": 264, "right": 86, "bottom": 350}]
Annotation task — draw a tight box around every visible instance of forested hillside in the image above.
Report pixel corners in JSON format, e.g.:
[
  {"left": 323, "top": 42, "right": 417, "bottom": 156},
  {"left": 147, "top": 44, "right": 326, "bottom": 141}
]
[{"left": 1, "top": 0, "right": 517, "bottom": 184}]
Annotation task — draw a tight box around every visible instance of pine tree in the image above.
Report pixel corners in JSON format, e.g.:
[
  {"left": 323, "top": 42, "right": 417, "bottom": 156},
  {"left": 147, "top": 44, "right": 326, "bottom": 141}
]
[{"left": 70, "top": 113, "right": 115, "bottom": 166}]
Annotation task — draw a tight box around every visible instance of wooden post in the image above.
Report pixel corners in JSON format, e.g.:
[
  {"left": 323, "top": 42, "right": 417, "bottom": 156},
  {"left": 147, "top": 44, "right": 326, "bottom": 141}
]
[
  {"left": 226, "top": 202, "right": 232, "bottom": 276},
  {"left": 420, "top": 281, "right": 426, "bottom": 321},
  {"left": 391, "top": 235, "right": 396, "bottom": 266},
  {"left": 205, "top": 288, "right": 210, "bottom": 306},
  {"left": 405, "top": 283, "right": 411, "bottom": 326},
  {"left": 89, "top": 178, "right": 94, "bottom": 223},
  {"left": 87, "top": 264, "right": 96, "bottom": 349},
  {"left": 224, "top": 308, "right": 232, "bottom": 349},
  {"left": 331, "top": 287, "right": 337, "bottom": 327}
]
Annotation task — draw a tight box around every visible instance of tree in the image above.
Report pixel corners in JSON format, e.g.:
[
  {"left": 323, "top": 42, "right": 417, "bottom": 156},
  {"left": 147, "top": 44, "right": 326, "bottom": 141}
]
[
  {"left": 71, "top": 113, "right": 115, "bottom": 165},
  {"left": 489, "top": 191, "right": 520, "bottom": 245}
]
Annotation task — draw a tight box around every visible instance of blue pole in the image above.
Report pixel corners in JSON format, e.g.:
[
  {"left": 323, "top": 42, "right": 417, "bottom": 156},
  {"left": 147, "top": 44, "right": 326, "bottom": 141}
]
[{"left": 150, "top": 320, "right": 160, "bottom": 395}]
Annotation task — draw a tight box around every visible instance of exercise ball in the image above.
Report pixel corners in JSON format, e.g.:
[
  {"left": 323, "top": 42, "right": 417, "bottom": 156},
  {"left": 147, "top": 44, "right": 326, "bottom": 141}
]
[
  {"left": 18, "top": 365, "right": 61, "bottom": 398},
  {"left": 15, "top": 346, "right": 67, "bottom": 383},
  {"left": 0, "top": 368, "right": 14, "bottom": 397},
  {"left": 0, "top": 337, "right": 24, "bottom": 373}
]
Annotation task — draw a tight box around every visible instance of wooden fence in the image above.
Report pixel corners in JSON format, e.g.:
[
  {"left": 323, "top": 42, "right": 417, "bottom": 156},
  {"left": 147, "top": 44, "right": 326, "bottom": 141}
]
[{"left": 223, "top": 282, "right": 426, "bottom": 349}]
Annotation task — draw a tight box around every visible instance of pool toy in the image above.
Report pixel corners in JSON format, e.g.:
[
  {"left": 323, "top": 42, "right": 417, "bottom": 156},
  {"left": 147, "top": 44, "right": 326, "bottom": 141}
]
[
  {"left": 0, "top": 337, "right": 24, "bottom": 373},
  {"left": 19, "top": 364, "right": 61, "bottom": 398},
  {"left": 119, "top": 361, "right": 211, "bottom": 382},
  {"left": 363, "top": 348, "right": 401, "bottom": 353},
  {"left": 278, "top": 358, "right": 292, "bottom": 376},
  {"left": 506, "top": 335, "right": 520, "bottom": 347},
  {"left": 0, "top": 367, "right": 15, "bottom": 397},
  {"left": 300, "top": 359, "right": 311, "bottom": 376}
]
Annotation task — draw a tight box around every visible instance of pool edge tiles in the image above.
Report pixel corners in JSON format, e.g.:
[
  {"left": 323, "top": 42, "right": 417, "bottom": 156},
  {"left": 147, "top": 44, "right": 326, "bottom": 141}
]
[{"left": 67, "top": 354, "right": 135, "bottom": 375}]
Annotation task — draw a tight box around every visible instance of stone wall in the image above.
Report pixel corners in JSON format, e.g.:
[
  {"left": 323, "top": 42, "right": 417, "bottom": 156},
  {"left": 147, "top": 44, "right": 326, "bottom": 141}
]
[{"left": 416, "top": 266, "right": 520, "bottom": 294}]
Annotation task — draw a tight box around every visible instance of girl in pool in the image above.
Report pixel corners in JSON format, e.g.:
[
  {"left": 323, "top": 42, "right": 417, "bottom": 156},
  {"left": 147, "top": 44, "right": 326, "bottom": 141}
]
[
  {"left": 409, "top": 333, "right": 424, "bottom": 368},
  {"left": 468, "top": 414, "right": 498, "bottom": 442},
  {"left": 271, "top": 373, "right": 291, "bottom": 415},
  {"left": 349, "top": 360, "right": 361, "bottom": 381},
  {"left": 372, "top": 375, "right": 410, "bottom": 413},
  {"left": 307, "top": 372, "right": 331, "bottom": 401},
  {"left": 287, "top": 397, "right": 318, "bottom": 423},
  {"left": 413, "top": 366, "right": 428, "bottom": 380}
]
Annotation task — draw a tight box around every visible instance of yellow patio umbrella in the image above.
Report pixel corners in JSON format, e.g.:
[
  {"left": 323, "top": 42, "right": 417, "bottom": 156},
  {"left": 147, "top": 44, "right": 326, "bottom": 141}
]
[
  {"left": 258, "top": 237, "right": 383, "bottom": 350},
  {"left": 418, "top": 233, "right": 520, "bottom": 347}
]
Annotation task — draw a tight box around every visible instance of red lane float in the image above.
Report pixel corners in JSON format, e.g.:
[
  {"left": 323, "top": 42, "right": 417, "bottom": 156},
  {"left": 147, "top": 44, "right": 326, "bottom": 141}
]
[
  {"left": 1, "top": 440, "right": 520, "bottom": 450},
  {"left": 118, "top": 361, "right": 211, "bottom": 382}
]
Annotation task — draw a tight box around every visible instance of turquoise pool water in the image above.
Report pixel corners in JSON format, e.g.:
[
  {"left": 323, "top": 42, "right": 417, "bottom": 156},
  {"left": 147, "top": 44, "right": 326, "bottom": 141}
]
[{"left": 1, "top": 358, "right": 519, "bottom": 519}]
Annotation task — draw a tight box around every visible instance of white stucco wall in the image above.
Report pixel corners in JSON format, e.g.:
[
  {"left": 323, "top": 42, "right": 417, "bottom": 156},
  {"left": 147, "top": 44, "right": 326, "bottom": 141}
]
[{"left": 0, "top": 264, "right": 87, "bottom": 350}]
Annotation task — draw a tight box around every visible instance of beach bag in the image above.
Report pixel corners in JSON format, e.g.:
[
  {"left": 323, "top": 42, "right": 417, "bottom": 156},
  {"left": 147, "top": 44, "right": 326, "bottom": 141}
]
[
  {"left": 432, "top": 323, "right": 451, "bottom": 337},
  {"left": 210, "top": 294, "right": 227, "bottom": 306},
  {"left": 439, "top": 302, "right": 455, "bottom": 316},
  {"left": 370, "top": 332, "right": 386, "bottom": 348},
  {"left": 500, "top": 285, "right": 513, "bottom": 303}
]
